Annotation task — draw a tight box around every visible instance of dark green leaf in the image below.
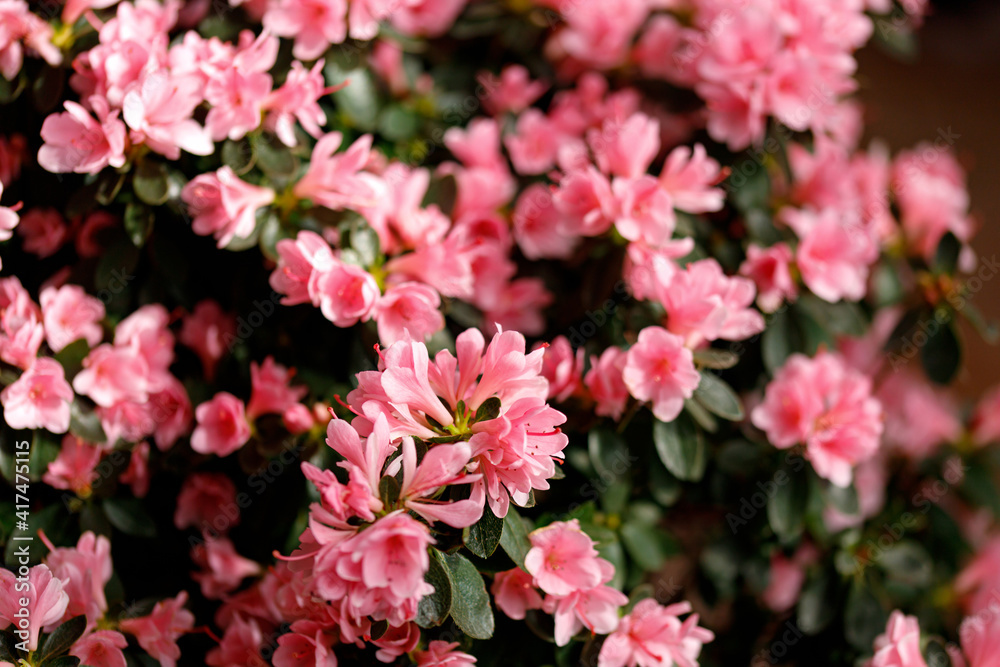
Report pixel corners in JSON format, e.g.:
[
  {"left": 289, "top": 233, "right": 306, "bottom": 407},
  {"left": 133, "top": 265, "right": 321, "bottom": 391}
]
[
  {"left": 55, "top": 339, "right": 91, "bottom": 379},
  {"left": 499, "top": 508, "right": 531, "bottom": 569},
  {"left": 221, "top": 138, "right": 256, "bottom": 175},
  {"left": 96, "top": 171, "right": 127, "bottom": 206},
  {"left": 921, "top": 317, "right": 961, "bottom": 385},
  {"left": 692, "top": 348, "right": 739, "bottom": 369},
  {"left": 683, "top": 398, "right": 718, "bottom": 433},
  {"left": 587, "top": 429, "right": 629, "bottom": 480},
  {"left": 652, "top": 414, "right": 706, "bottom": 482},
  {"left": 41, "top": 657, "right": 81, "bottom": 667},
  {"left": 762, "top": 308, "right": 795, "bottom": 375},
  {"left": 620, "top": 521, "right": 676, "bottom": 572},
  {"left": 923, "top": 640, "right": 952, "bottom": 667},
  {"left": 767, "top": 466, "right": 807, "bottom": 542},
  {"left": 962, "top": 463, "right": 1000, "bottom": 518},
  {"left": 933, "top": 232, "right": 961, "bottom": 274},
  {"left": 473, "top": 397, "right": 502, "bottom": 424},
  {"left": 369, "top": 619, "right": 388, "bottom": 640},
  {"left": 797, "top": 570, "right": 835, "bottom": 635},
  {"left": 103, "top": 498, "right": 157, "bottom": 538},
  {"left": 328, "top": 65, "right": 380, "bottom": 132},
  {"left": 422, "top": 174, "right": 457, "bottom": 218},
  {"left": 693, "top": 371, "right": 744, "bottom": 421},
  {"left": 825, "top": 482, "right": 859, "bottom": 516},
  {"left": 649, "top": 460, "right": 682, "bottom": 507},
  {"left": 133, "top": 160, "right": 170, "bottom": 205},
  {"left": 728, "top": 162, "right": 770, "bottom": 213},
  {"left": 0, "top": 631, "right": 18, "bottom": 662},
  {"left": 256, "top": 134, "right": 297, "bottom": 179},
  {"left": 123, "top": 202, "right": 154, "bottom": 248},
  {"left": 844, "top": 580, "right": 886, "bottom": 651},
  {"left": 29, "top": 430, "right": 61, "bottom": 482},
  {"left": 441, "top": 552, "right": 494, "bottom": 639},
  {"left": 69, "top": 400, "right": 107, "bottom": 443},
  {"left": 879, "top": 541, "right": 933, "bottom": 588},
  {"left": 464, "top": 505, "right": 503, "bottom": 559},
  {"left": 378, "top": 104, "right": 421, "bottom": 141},
  {"left": 379, "top": 475, "right": 400, "bottom": 507},
  {"left": 39, "top": 616, "right": 87, "bottom": 663},
  {"left": 32, "top": 65, "right": 65, "bottom": 113},
  {"left": 415, "top": 549, "right": 452, "bottom": 628}
]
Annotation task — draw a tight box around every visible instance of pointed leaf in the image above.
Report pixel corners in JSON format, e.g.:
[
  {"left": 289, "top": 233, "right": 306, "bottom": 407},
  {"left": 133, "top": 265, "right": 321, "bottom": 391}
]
[
  {"left": 464, "top": 505, "right": 504, "bottom": 559},
  {"left": 499, "top": 508, "right": 531, "bottom": 569},
  {"left": 653, "top": 413, "right": 706, "bottom": 482},
  {"left": 416, "top": 549, "right": 452, "bottom": 628},
  {"left": 39, "top": 616, "right": 86, "bottom": 663},
  {"left": 442, "top": 552, "right": 495, "bottom": 639}
]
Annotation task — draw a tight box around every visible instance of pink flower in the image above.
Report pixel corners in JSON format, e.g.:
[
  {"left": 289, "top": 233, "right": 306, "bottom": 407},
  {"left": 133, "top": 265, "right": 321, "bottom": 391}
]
[
  {"left": 310, "top": 258, "right": 380, "bottom": 328},
  {"left": 191, "top": 392, "right": 251, "bottom": 457},
  {"left": 505, "top": 109, "right": 560, "bottom": 176},
  {"left": 0, "top": 275, "right": 42, "bottom": 369},
  {"left": 121, "top": 440, "right": 150, "bottom": 497},
  {"left": 751, "top": 351, "right": 883, "bottom": 487},
  {"left": 192, "top": 533, "right": 262, "bottom": 599},
  {"left": 122, "top": 70, "right": 213, "bottom": 159},
  {"left": 148, "top": 377, "right": 193, "bottom": 451},
  {"left": 41, "top": 531, "right": 112, "bottom": 623},
  {"left": 491, "top": 568, "right": 543, "bottom": 620},
  {"left": 16, "top": 207, "right": 70, "bottom": 258},
  {"left": 655, "top": 258, "right": 765, "bottom": 348},
  {"left": 273, "top": 623, "right": 337, "bottom": 667},
  {"left": 38, "top": 97, "right": 127, "bottom": 175},
  {"left": 73, "top": 343, "right": 149, "bottom": 408},
  {"left": 622, "top": 326, "right": 700, "bottom": 423},
  {"left": 543, "top": 558, "right": 628, "bottom": 647},
  {"left": 203, "top": 32, "right": 277, "bottom": 141},
  {"left": 588, "top": 112, "right": 660, "bottom": 179},
  {"left": 658, "top": 144, "right": 726, "bottom": 214},
  {"left": 866, "top": 611, "right": 927, "bottom": 667},
  {"left": 174, "top": 472, "right": 239, "bottom": 532},
  {"left": 270, "top": 230, "right": 337, "bottom": 306},
  {"left": 113, "top": 304, "right": 175, "bottom": 380},
  {"left": 959, "top": 610, "right": 1000, "bottom": 667},
  {"left": 264, "top": 60, "right": 334, "bottom": 146},
  {"left": 739, "top": 243, "right": 797, "bottom": 313},
  {"left": 612, "top": 176, "right": 676, "bottom": 248},
  {"left": 374, "top": 282, "right": 444, "bottom": 346},
  {"left": 414, "top": 640, "right": 478, "bottom": 667},
  {"left": 785, "top": 208, "right": 878, "bottom": 303},
  {"left": 554, "top": 167, "right": 616, "bottom": 237},
  {"left": 396, "top": 438, "right": 482, "bottom": 528},
  {"left": 971, "top": 385, "right": 1000, "bottom": 446},
  {"left": 525, "top": 519, "right": 605, "bottom": 596},
  {"left": 119, "top": 592, "right": 195, "bottom": 667},
  {"left": 372, "top": 622, "right": 420, "bottom": 662},
  {"left": 538, "top": 336, "right": 584, "bottom": 403},
  {"left": 0, "top": 1, "right": 61, "bottom": 80},
  {"left": 386, "top": 0, "right": 468, "bottom": 38},
  {"left": 41, "top": 435, "right": 102, "bottom": 495},
  {"left": 293, "top": 132, "right": 379, "bottom": 211},
  {"left": 512, "top": 183, "right": 578, "bottom": 260},
  {"left": 481, "top": 277, "right": 552, "bottom": 338},
  {"left": 178, "top": 299, "right": 235, "bottom": 381},
  {"left": 0, "top": 564, "right": 70, "bottom": 651},
  {"left": 40, "top": 284, "right": 105, "bottom": 353},
  {"left": 761, "top": 548, "right": 810, "bottom": 613},
  {"left": 2, "top": 357, "right": 73, "bottom": 433},
  {"left": 247, "top": 356, "right": 307, "bottom": 420},
  {"left": 181, "top": 167, "right": 275, "bottom": 248},
  {"left": 206, "top": 616, "right": 263, "bottom": 667},
  {"left": 264, "top": 0, "right": 347, "bottom": 60},
  {"left": 598, "top": 599, "right": 714, "bottom": 667},
  {"left": 481, "top": 65, "right": 547, "bottom": 115},
  {"left": 70, "top": 630, "right": 128, "bottom": 667},
  {"left": 585, "top": 347, "right": 629, "bottom": 420},
  {"left": 878, "top": 370, "right": 961, "bottom": 459}
]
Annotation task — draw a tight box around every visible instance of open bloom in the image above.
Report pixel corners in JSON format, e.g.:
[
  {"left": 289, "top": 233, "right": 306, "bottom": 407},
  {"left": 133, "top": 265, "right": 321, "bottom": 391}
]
[
  {"left": 491, "top": 568, "right": 543, "bottom": 620},
  {"left": 70, "top": 629, "right": 128, "bottom": 667},
  {"left": 414, "top": 640, "right": 478, "bottom": 667},
  {"left": 752, "top": 351, "right": 883, "bottom": 487},
  {"left": 42, "top": 531, "right": 112, "bottom": 623},
  {"left": 119, "top": 592, "right": 195, "bottom": 667},
  {"left": 0, "top": 565, "right": 70, "bottom": 651},
  {"left": 181, "top": 167, "right": 275, "bottom": 248},
  {"left": 866, "top": 611, "right": 927, "bottom": 667},
  {"left": 42, "top": 435, "right": 102, "bottom": 496},
  {"left": 191, "top": 392, "right": 251, "bottom": 457},
  {"left": 525, "top": 519, "right": 605, "bottom": 596},
  {"left": 958, "top": 610, "right": 1000, "bottom": 667},
  {"left": 598, "top": 599, "right": 715, "bottom": 667},
  {"left": 40, "top": 283, "right": 106, "bottom": 353},
  {"left": 1, "top": 357, "right": 73, "bottom": 433},
  {"left": 622, "top": 326, "right": 700, "bottom": 423},
  {"left": 38, "top": 98, "right": 127, "bottom": 174}
]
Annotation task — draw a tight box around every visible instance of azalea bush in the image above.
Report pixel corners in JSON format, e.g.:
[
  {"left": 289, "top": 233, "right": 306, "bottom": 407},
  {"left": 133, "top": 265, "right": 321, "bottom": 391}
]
[{"left": 2, "top": 0, "right": 1000, "bottom": 665}]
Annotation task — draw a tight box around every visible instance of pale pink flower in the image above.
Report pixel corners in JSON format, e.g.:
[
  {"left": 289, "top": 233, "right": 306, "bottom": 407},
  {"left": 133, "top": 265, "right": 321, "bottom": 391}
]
[
  {"left": 191, "top": 392, "right": 251, "bottom": 457},
  {"left": 181, "top": 167, "right": 275, "bottom": 248},
  {"left": 491, "top": 568, "right": 543, "bottom": 620},
  {"left": 203, "top": 31, "right": 277, "bottom": 141},
  {"left": 878, "top": 370, "right": 961, "bottom": 459},
  {"left": 0, "top": 275, "right": 42, "bottom": 369},
  {"left": 62, "top": 0, "right": 121, "bottom": 24},
  {"left": 505, "top": 109, "right": 560, "bottom": 176},
  {"left": 481, "top": 277, "right": 552, "bottom": 338},
  {"left": 612, "top": 175, "right": 676, "bottom": 248},
  {"left": 525, "top": 519, "right": 605, "bottom": 596},
  {"left": 264, "top": 59, "right": 334, "bottom": 147},
  {"left": 113, "top": 303, "right": 175, "bottom": 378},
  {"left": 2, "top": 357, "right": 73, "bottom": 433},
  {"left": 958, "top": 610, "right": 1000, "bottom": 667},
  {"left": 481, "top": 65, "right": 548, "bottom": 115},
  {"left": 205, "top": 616, "right": 263, "bottom": 667},
  {"left": 148, "top": 376, "right": 193, "bottom": 451},
  {"left": 16, "top": 207, "right": 71, "bottom": 258},
  {"left": 598, "top": 599, "right": 714, "bottom": 667},
  {"left": 264, "top": 0, "right": 346, "bottom": 60},
  {"left": 119, "top": 592, "right": 195, "bottom": 667},
  {"left": 192, "top": 533, "right": 262, "bottom": 599},
  {"left": 739, "top": 243, "right": 797, "bottom": 313},
  {"left": 41, "top": 531, "right": 112, "bottom": 623},
  {"left": 546, "top": 0, "right": 647, "bottom": 70},
  {"left": 293, "top": 132, "right": 379, "bottom": 211},
  {"left": 387, "top": 0, "right": 468, "bottom": 38},
  {"left": 444, "top": 118, "right": 507, "bottom": 173},
  {"left": 655, "top": 258, "right": 765, "bottom": 347},
  {"left": 658, "top": 144, "right": 726, "bottom": 214},
  {"left": 0, "top": 181, "right": 19, "bottom": 260},
  {"left": 554, "top": 166, "right": 616, "bottom": 237},
  {"left": 374, "top": 282, "right": 444, "bottom": 346},
  {"left": 396, "top": 438, "right": 482, "bottom": 528},
  {"left": 751, "top": 351, "right": 883, "bottom": 487},
  {"left": 73, "top": 343, "right": 149, "bottom": 408},
  {"left": 40, "top": 284, "right": 105, "bottom": 353},
  {"left": 122, "top": 70, "right": 213, "bottom": 159},
  {"left": 971, "top": 385, "right": 1000, "bottom": 446},
  {"left": 623, "top": 239, "right": 693, "bottom": 302},
  {"left": 0, "top": 0, "right": 61, "bottom": 80},
  {"left": 588, "top": 112, "right": 660, "bottom": 179},
  {"left": 585, "top": 347, "right": 629, "bottom": 420},
  {"left": 538, "top": 336, "right": 584, "bottom": 403},
  {"left": 543, "top": 558, "right": 628, "bottom": 647},
  {"left": 70, "top": 629, "right": 128, "bottom": 667},
  {"left": 622, "top": 326, "right": 700, "bottom": 423},
  {"left": 41, "top": 435, "right": 102, "bottom": 495},
  {"left": 512, "top": 183, "right": 578, "bottom": 260},
  {"left": 178, "top": 299, "right": 235, "bottom": 381},
  {"left": 785, "top": 208, "right": 878, "bottom": 303},
  {"left": 269, "top": 230, "right": 336, "bottom": 306},
  {"left": 414, "top": 640, "right": 478, "bottom": 667},
  {"left": 866, "top": 611, "right": 927, "bottom": 667},
  {"left": 824, "top": 456, "right": 888, "bottom": 533},
  {"left": 121, "top": 440, "right": 150, "bottom": 497},
  {"left": 273, "top": 623, "right": 337, "bottom": 667},
  {"left": 310, "top": 258, "right": 380, "bottom": 327},
  {"left": 38, "top": 98, "right": 127, "bottom": 174},
  {"left": 174, "top": 472, "right": 239, "bottom": 532},
  {"left": 0, "top": 564, "right": 70, "bottom": 651},
  {"left": 247, "top": 356, "right": 308, "bottom": 420}
]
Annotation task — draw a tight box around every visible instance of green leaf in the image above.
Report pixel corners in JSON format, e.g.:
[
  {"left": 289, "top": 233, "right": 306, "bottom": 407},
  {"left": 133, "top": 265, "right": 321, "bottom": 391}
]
[
  {"left": 96, "top": 171, "right": 127, "bottom": 206},
  {"left": 221, "top": 138, "right": 256, "bottom": 175},
  {"left": 499, "top": 508, "right": 532, "bottom": 569},
  {"left": 879, "top": 541, "right": 933, "bottom": 588},
  {"left": 692, "top": 348, "right": 739, "bottom": 369},
  {"left": 133, "top": 160, "right": 170, "bottom": 205},
  {"left": 103, "top": 498, "right": 157, "bottom": 538},
  {"left": 0, "top": 630, "right": 18, "bottom": 662},
  {"left": 422, "top": 174, "right": 458, "bottom": 218},
  {"left": 441, "top": 552, "right": 494, "bottom": 639},
  {"left": 961, "top": 463, "right": 1000, "bottom": 517},
  {"left": 825, "top": 482, "right": 859, "bottom": 516},
  {"left": 256, "top": 134, "right": 297, "bottom": 179},
  {"left": 587, "top": 429, "right": 629, "bottom": 480},
  {"left": 683, "top": 398, "right": 718, "bottom": 433},
  {"left": 652, "top": 413, "right": 706, "bottom": 482},
  {"left": 378, "top": 104, "right": 421, "bottom": 141},
  {"left": 620, "top": 521, "right": 676, "bottom": 572},
  {"left": 796, "top": 570, "right": 835, "bottom": 635},
  {"left": 55, "top": 339, "right": 91, "bottom": 379},
  {"left": 41, "top": 657, "right": 81, "bottom": 667},
  {"left": 762, "top": 308, "right": 795, "bottom": 374},
  {"left": 767, "top": 466, "right": 807, "bottom": 542},
  {"left": 473, "top": 397, "right": 502, "bottom": 424},
  {"left": 416, "top": 549, "right": 452, "bottom": 628},
  {"left": 693, "top": 372, "right": 744, "bottom": 421},
  {"left": 649, "top": 460, "right": 682, "bottom": 507},
  {"left": 923, "top": 640, "right": 952, "bottom": 667},
  {"left": 933, "top": 232, "right": 961, "bottom": 274},
  {"left": 844, "top": 580, "right": 886, "bottom": 651},
  {"left": 921, "top": 317, "right": 961, "bottom": 385},
  {"left": 464, "top": 505, "right": 504, "bottom": 559},
  {"left": 123, "top": 202, "right": 154, "bottom": 248},
  {"left": 728, "top": 162, "right": 770, "bottom": 213},
  {"left": 69, "top": 400, "right": 107, "bottom": 443},
  {"left": 39, "top": 616, "right": 86, "bottom": 663},
  {"left": 378, "top": 475, "right": 400, "bottom": 507},
  {"left": 28, "top": 430, "right": 61, "bottom": 482},
  {"left": 327, "top": 65, "right": 380, "bottom": 132}
]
